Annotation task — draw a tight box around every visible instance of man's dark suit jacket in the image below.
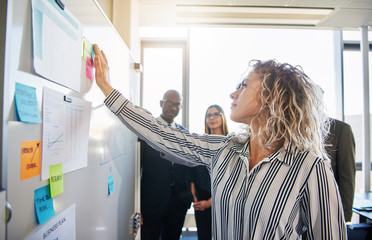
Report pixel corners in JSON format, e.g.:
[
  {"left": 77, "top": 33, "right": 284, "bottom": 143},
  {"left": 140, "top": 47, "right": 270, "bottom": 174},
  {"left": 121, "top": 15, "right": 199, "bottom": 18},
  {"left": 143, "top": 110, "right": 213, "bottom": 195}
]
[
  {"left": 325, "top": 118, "right": 356, "bottom": 222},
  {"left": 140, "top": 123, "right": 193, "bottom": 215}
]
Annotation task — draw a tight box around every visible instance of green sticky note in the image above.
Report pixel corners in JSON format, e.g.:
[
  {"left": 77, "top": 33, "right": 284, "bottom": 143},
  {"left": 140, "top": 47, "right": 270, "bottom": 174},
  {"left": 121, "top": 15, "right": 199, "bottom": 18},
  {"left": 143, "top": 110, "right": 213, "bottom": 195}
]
[
  {"left": 83, "top": 37, "right": 92, "bottom": 61},
  {"left": 49, "top": 163, "right": 63, "bottom": 198}
]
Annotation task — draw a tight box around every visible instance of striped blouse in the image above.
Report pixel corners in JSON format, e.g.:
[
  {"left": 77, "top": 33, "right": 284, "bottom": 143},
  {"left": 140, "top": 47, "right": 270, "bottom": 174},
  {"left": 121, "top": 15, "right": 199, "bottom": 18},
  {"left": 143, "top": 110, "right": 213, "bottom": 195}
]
[{"left": 105, "top": 89, "right": 347, "bottom": 240}]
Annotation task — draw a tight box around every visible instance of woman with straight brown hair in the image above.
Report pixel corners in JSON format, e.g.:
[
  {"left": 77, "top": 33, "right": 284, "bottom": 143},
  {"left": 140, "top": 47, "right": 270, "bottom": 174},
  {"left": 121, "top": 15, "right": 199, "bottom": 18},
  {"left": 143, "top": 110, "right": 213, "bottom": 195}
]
[{"left": 191, "top": 104, "right": 229, "bottom": 240}]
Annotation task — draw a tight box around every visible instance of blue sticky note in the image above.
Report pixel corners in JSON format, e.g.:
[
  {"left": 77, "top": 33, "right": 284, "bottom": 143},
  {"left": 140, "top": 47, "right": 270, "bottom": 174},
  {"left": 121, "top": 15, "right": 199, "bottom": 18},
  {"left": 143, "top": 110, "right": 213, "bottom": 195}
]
[
  {"left": 34, "top": 185, "right": 55, "bottom": 225},
  {"left": 91, "top": 44, "right": 95, "bottom": 66},
  {"left": 108, "top": 174, "right": 114, "bottom": 195},
  {"left": 14, "top": 83, "right": 42, "bottom": 123}
]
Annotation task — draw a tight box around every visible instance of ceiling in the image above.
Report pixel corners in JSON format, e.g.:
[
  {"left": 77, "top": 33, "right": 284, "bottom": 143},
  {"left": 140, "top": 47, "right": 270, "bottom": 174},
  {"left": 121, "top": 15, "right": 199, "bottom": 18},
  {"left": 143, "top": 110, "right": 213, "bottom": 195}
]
[{"left": 139, "top": 0, "right": 372, "bottom": 29}]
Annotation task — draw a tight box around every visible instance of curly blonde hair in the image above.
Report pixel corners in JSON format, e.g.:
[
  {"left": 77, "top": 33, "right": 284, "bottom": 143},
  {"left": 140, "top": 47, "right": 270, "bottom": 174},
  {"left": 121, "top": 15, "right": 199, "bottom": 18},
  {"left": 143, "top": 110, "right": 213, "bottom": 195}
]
[{"left": 235, "top": 60, "right": 330, "bottom": 157}]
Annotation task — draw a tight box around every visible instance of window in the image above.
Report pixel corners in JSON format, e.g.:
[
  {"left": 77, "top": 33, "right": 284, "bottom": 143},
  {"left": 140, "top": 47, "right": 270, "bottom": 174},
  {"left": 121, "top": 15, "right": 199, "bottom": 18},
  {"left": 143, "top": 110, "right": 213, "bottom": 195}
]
[
  {"left": 141, "top": 41, "right": 187, "bottom": 124},
  {"left": 188, "top": 27, "right": 336, "bottom": 133},
  {"left": 343, "top": 30, "right": 372, "bottom": 192}
]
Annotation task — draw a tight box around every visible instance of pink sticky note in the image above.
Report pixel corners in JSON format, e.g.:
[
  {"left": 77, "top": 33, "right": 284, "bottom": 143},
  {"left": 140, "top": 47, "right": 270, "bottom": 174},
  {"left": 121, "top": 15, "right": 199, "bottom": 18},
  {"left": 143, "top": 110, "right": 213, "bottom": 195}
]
[{"left": 86, "top": 56, "right": 93, "bottom": 80}]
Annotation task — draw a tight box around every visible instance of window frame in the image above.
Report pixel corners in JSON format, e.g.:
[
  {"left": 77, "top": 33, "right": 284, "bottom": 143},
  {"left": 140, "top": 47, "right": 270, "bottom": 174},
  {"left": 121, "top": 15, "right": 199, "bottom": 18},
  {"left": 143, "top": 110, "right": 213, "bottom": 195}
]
[
  {"left": 342, "top": 29, "right": 372, "bottom": 191},
  {"left": 140, "top": 40, "right": 190, "bottom": 128}
]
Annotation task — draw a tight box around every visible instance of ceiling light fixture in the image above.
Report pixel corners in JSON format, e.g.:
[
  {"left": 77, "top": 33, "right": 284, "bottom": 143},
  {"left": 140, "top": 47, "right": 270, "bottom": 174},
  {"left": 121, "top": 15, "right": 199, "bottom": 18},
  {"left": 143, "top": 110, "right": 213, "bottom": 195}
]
[{"left": 176, "top": 5, "right": 334, "bottom": 26}]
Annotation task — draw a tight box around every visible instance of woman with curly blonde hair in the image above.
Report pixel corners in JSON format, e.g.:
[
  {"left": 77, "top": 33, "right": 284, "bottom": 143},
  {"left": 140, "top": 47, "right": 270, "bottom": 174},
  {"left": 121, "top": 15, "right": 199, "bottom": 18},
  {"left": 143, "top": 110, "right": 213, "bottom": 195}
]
[
  {"left": 93, "top": 44, "right": 346, "bottom": 240},
  {"left": 231, "top": 60, "right": 330, "bottom": 165}
]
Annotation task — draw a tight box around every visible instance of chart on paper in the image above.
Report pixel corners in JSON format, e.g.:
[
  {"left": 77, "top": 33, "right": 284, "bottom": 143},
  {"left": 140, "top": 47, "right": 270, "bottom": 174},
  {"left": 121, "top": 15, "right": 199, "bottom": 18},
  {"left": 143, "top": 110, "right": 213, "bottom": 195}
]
[{"left": 41, "top": 87, "right": 92, "bottom": 180}]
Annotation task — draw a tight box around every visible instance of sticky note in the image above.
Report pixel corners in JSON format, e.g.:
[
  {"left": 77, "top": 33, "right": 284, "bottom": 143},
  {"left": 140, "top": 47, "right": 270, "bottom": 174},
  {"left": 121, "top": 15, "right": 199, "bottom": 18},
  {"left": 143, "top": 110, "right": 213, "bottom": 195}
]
[
  {"left": 34, "top": 185, "right": 55, "bottom": 225},
  {"left": 83, "top": 37, "right": 92, "bottom": 61},
  {"left": 21, "top": 140, "right": 41, "bottom": 180},
  {"left": 108, "top": 174, "right": 114, "bottom": 195},
  {"left": 49, "top": 163, "right": 63, "bottom": 198},
  {"left": 14, "top": 82, "right": 42, "bottom": 123},
  {"left": 86, "top": 56, "right": 93, "bottom": 80},
  {"left": 91, "top": 44, "right": 95, "bottom": 64}
]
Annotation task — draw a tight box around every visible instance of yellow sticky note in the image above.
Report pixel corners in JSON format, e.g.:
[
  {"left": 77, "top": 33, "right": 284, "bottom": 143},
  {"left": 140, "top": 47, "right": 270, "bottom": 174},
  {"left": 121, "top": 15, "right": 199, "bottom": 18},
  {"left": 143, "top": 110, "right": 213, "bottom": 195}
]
[
  {"left": 20, "top": 140, "right": 41, "bottom": 180},
  {"left": 49, "top": 163, "right": 63, "bottom": 198},
  {"left": 83, "top": 37, "right": 92, "bottom": 61}
]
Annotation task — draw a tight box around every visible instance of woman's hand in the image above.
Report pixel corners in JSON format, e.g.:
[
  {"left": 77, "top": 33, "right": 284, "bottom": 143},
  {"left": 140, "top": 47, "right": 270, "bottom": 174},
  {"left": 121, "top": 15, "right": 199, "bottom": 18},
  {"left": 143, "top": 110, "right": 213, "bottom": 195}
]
[
  {"left": 93, "top": 44, "right": 113, "bottom": 96},
  {"left": 193, "top": 199, "right": 211, "bottom": 211}
]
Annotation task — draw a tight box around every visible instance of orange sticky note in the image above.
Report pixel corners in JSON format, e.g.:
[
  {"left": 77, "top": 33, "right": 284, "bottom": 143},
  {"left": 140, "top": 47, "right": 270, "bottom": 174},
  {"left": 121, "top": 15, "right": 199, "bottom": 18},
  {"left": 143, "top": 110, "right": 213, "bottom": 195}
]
[{"left": 20, "top": 140, "right": 41, "bottom": 180}]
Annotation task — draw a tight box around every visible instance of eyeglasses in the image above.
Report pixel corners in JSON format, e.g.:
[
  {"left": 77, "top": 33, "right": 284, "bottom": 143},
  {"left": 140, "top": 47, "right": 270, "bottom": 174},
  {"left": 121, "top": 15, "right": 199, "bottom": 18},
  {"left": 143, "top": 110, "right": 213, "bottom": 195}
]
[
  {"left": 236, "top": 82, "right": 242, "bottom": 90},
  {"left": 206, "top": 112, "right": 222, "bottom": 119},
  {"left": 236, "top": 79, "right": 247, "bottom": 90},
  {"left": 161, "top": 100, "right": 182, "bottom": 108}
]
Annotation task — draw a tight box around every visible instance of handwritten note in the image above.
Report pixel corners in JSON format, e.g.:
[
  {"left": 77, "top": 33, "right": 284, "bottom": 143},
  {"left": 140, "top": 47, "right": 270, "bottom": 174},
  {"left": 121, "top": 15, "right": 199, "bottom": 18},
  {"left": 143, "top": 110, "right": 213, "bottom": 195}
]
[
  {"left": 49, "top": 163, "right": 64, "bottom": 198},
  {"left": 34, "top": 185, "right": 55, "bottom": 225},
  {"left": 14, "top": 83, "right": 42, "bottom": 123},
  {"left": 21, "top": 140, "right": 41, "bottom": 180},
  {"left": 108, "top": 174, "right": 114, "bottom": 195}
]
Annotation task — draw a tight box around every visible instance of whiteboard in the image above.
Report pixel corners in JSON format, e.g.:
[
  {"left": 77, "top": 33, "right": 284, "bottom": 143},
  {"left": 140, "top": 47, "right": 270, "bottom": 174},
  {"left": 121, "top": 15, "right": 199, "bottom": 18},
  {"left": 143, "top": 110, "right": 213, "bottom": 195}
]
[{"left": 2, "top": 0, "right": 140, "bottom": 239}]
